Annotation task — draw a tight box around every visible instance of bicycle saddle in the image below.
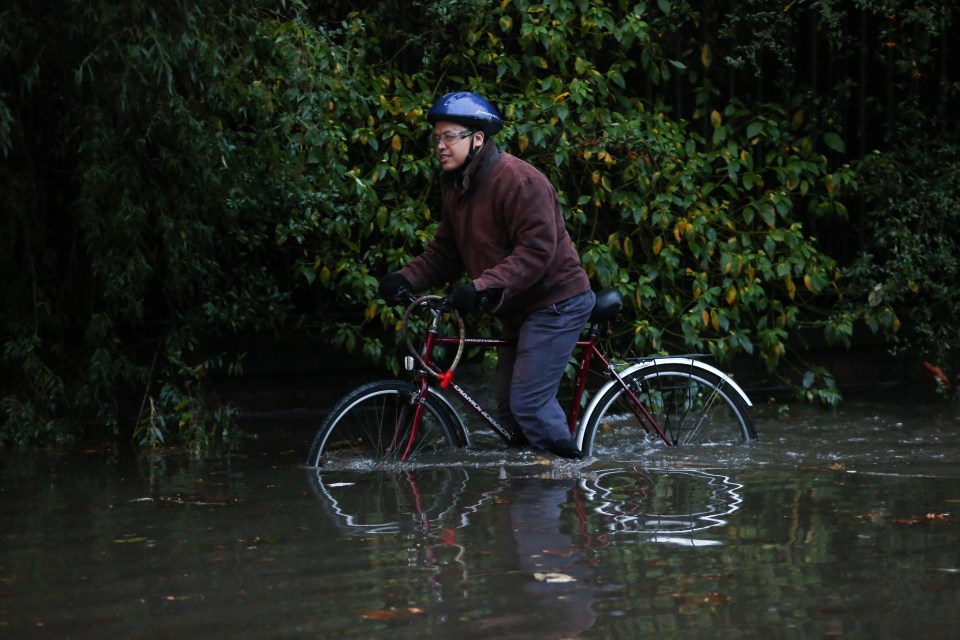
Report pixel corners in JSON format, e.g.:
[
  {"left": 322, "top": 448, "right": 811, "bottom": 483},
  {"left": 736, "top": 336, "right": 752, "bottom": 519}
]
[{"left": 589, "top": 288, "right": 623, "bottom": 323}]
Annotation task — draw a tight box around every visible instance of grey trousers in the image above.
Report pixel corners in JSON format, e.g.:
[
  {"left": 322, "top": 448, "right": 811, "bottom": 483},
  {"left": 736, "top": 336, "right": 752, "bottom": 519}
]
[{"left": 496, "top": 290, "right": 596, "bottom": 449}]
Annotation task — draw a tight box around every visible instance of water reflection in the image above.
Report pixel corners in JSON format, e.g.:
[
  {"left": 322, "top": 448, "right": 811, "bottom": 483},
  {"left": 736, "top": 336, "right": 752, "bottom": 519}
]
[
  {"left": 306, "top": 462, "right": 746, "bottom": 638},
  {"left": 576, "top": 467, "right": 742, "bottom": 546},
  {"left": 307, "top": 464, "right": 744, "bottom": 546}
]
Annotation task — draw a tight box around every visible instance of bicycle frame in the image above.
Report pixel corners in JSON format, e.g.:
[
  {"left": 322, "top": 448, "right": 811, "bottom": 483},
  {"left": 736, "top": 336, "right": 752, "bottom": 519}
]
[{"left": 404, "top": 309, "right": 674, "bottom": 459}]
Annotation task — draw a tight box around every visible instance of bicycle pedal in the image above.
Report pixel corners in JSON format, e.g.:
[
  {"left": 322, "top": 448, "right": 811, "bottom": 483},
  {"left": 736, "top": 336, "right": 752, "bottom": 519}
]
[{"left": 404, "top": 356, "right": 415, "bottom": 371}]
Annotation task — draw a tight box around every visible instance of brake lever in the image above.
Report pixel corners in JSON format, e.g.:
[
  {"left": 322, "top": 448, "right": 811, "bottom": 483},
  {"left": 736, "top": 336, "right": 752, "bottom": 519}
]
[
  {"left": 436, "top": 296, "right": 454, "bottom": 312},
  {"left": 394, "top": 287, "right": 417, "bottom": 304}
]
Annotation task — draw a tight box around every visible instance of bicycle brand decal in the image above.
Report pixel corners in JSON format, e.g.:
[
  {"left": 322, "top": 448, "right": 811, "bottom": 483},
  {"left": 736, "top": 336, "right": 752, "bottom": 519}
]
[{"left": 448, "top": 380, "right": 512, "bottom": 440}]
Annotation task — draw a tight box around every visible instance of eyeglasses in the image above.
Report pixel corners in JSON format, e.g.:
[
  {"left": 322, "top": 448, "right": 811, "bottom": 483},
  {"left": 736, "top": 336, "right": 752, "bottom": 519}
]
[{"left": 432, "top": 130, "right": 474, "bottom": 148}]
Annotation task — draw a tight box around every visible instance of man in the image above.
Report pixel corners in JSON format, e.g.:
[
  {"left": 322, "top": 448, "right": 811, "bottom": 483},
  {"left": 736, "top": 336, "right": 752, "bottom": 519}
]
[{"left": 378, "top": 91, "right": 595, "bottom": 459}]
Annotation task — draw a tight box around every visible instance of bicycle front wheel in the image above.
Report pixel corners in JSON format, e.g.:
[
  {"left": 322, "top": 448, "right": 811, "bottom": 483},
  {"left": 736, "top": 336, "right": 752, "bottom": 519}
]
[
  {"left": 579, "top": 364, "right": 756, "bottom": 455},
  {"left": 306, "top": 380, "right": 465, "bottom": 467}
]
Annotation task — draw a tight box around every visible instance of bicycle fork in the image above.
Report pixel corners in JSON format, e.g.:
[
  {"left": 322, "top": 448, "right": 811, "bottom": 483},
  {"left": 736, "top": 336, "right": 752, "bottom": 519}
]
[
  {"left": 394, "top": 378, "right": 431, "bottom": 462},
  {"left": 393, "top": 316, "right": 443, "bottom": 462}
]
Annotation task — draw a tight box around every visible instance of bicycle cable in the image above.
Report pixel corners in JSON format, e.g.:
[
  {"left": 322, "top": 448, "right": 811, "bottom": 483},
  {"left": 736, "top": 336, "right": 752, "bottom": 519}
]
[{"left": 401, "top": 295, "right": 466, "bottom": 388}]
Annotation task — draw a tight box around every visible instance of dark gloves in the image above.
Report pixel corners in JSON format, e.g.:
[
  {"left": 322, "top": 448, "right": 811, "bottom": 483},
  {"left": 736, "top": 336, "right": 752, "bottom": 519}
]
[
  {"left": 449, "top": 282, "right": 479, "bottom": 313},
  {"left": 378, "top": 273, "right": 413, "bottom": 303},
  {"left": 449, "top": 282, "right": 503, "bottom": 314}
]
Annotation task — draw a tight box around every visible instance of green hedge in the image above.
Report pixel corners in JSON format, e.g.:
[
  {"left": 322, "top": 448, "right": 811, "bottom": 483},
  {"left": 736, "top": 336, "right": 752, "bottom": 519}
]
[{"left": 1, "top": 0, "right": 955, "bottom": 449}]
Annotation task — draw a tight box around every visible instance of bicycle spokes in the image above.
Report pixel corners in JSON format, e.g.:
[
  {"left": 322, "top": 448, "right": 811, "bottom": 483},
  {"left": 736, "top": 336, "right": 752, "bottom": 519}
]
[
  {"left": 307, "top": 382, "right": 462, "bottom": 467},
  {"left": 579, "top": 363, "right": 755, "bottom": 455}
]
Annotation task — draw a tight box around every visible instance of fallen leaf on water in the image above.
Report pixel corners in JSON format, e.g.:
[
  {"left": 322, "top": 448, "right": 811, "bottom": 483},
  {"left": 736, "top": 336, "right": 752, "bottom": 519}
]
[
  {"left": 889, "top": 513, "right": 952, "bottom": 525},
  {"left": 889, "top": 517, "right": 924, "bottom": 525},
  {"left": 113, "top": 534, "right": 149, "bottom": 543},
  {"left": 702, "top": 592, "right": 733, "bottom": 605},
  {"left": 533, "top": 572, "right": 576, "bottom": 583},
  {"left": 357, "top": 607, "right": 424, "bottom": 621},
  {"left": 922, "top": 361, "right": 953, "bottom": 390}
]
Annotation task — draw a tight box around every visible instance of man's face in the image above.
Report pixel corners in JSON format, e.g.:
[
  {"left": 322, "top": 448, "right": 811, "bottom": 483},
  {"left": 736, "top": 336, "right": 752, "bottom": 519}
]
[{"left": 433, "top": 121, "right": 483, "bottom": 172}]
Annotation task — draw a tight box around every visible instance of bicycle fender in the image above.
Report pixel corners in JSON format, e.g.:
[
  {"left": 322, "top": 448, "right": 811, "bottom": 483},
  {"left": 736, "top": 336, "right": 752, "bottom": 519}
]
[
  {"left": 624, "top": 358, "right": 753, "bottom": 406},
  {"left": 427, "top": 387, "right": 470, "bottom": 446},
  {"left": 578, "top": 357, "right": 753, "bottom": 440}
]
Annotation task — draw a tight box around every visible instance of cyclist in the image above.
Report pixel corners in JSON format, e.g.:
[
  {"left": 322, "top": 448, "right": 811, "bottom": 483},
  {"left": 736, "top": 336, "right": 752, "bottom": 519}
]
[{"left": 378, "top": 91, "right": 595, "bottom": 459}]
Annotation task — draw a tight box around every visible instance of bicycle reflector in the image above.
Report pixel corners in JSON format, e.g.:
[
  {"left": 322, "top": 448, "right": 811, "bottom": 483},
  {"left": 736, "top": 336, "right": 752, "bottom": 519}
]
[{"left": 439, "top": 370, "right": 454, "bottom": 388}]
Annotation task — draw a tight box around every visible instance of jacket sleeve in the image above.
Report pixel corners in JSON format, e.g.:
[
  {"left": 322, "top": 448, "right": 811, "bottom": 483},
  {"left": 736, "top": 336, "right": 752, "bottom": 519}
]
[{"left": 396, "top": 215, "right": 464, "bottom": 292}]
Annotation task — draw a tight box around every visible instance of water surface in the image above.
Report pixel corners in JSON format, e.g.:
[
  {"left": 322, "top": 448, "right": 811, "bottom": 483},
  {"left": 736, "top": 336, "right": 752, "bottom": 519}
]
[{"left": 2, "top": 399, "right": 959, "bottom": 638}]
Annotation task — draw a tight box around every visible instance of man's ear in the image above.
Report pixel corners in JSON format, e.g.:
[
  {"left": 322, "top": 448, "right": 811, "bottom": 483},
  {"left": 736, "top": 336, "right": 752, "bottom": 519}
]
[{"left": 473, "top": 131, "right": 485, "bottom": 149}]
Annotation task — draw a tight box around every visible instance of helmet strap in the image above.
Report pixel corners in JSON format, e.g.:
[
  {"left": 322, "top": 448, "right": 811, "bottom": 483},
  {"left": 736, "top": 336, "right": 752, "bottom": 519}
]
[{"left": 465, "top": 131, "right": 483, "bottom": 162}]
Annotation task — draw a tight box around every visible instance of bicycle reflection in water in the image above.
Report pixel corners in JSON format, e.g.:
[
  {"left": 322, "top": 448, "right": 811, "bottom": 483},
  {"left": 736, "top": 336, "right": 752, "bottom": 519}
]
[{"left": 306, "top": 463, "right": 743, "bottom": 637}]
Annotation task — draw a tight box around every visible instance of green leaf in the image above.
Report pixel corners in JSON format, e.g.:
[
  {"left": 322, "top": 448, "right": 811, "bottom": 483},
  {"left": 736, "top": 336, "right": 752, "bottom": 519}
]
[{"left": 823, "top": 132, "right": 845, "bottom": 153}]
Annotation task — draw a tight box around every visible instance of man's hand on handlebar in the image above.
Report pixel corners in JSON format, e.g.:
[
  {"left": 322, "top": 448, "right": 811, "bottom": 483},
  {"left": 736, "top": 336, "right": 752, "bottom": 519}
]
[
  {"left": 378, "top": 273, "right": 414, "bottom": 303},
  {"left": 447, "top": 282, "right": 503, "bottom": 315},
  {"left": 380, "top": 274, "right": 502, "bottom": 315},
  {"left": 448, "top": 282, "right": 479, "bottom": 313}
]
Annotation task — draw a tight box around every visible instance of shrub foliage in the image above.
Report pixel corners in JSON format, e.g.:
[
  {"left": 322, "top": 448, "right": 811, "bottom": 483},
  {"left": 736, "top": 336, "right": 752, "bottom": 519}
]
[{"left": 1, "top": 0, "right": 956, "bottom": 448}]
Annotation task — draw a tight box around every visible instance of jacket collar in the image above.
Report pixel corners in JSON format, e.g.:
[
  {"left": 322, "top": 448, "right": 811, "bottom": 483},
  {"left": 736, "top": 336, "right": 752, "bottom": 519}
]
[{"left": 443, "top": 141, "right": 500, "bottom": 194}]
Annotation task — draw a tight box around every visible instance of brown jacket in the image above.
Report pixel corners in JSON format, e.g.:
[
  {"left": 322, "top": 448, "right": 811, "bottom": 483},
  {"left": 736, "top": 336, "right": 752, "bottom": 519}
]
[{"left": 398, "top": 142, "right": 591, "bottom": 322}]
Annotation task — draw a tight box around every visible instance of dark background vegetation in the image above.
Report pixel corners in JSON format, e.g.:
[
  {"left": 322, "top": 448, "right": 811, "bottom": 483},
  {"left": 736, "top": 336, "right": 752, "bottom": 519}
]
[{"left": 1, "top": 0, "right": 957, "bottom": 450}]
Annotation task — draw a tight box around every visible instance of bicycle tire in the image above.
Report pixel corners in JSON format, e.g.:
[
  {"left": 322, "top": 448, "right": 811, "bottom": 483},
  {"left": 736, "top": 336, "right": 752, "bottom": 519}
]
[
  {"left": 306, "top": 380, "right": 466, "bottom": 467},
  {"left": 578, "top": 363, "right": 756, "bottom": 455}
]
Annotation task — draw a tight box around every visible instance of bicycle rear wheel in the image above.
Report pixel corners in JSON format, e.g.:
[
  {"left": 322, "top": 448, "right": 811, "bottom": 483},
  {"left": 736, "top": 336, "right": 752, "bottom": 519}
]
[
  {"left": 578, "top": 363, "right": 756, "bottom": 455},
  {"left": 306, "top": 380, "right": 466, "bottom": 467}
]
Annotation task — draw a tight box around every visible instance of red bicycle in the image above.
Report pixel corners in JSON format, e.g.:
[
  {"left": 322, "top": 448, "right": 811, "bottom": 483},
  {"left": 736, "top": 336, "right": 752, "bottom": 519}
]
[{"left": 306, "top": 288, "right": 756, "bottom": 467}]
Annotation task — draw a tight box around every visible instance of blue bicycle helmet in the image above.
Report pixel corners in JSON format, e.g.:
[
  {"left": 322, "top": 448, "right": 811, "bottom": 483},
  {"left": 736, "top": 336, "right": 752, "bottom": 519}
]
[{"left": 427, "top": 92, "right": 503, "bottom": 135}]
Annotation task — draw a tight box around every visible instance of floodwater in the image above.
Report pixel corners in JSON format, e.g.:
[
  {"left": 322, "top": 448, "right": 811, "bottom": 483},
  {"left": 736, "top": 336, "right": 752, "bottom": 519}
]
[{"left": 2, "top": 396, "right": 960, "bottom": 639}]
